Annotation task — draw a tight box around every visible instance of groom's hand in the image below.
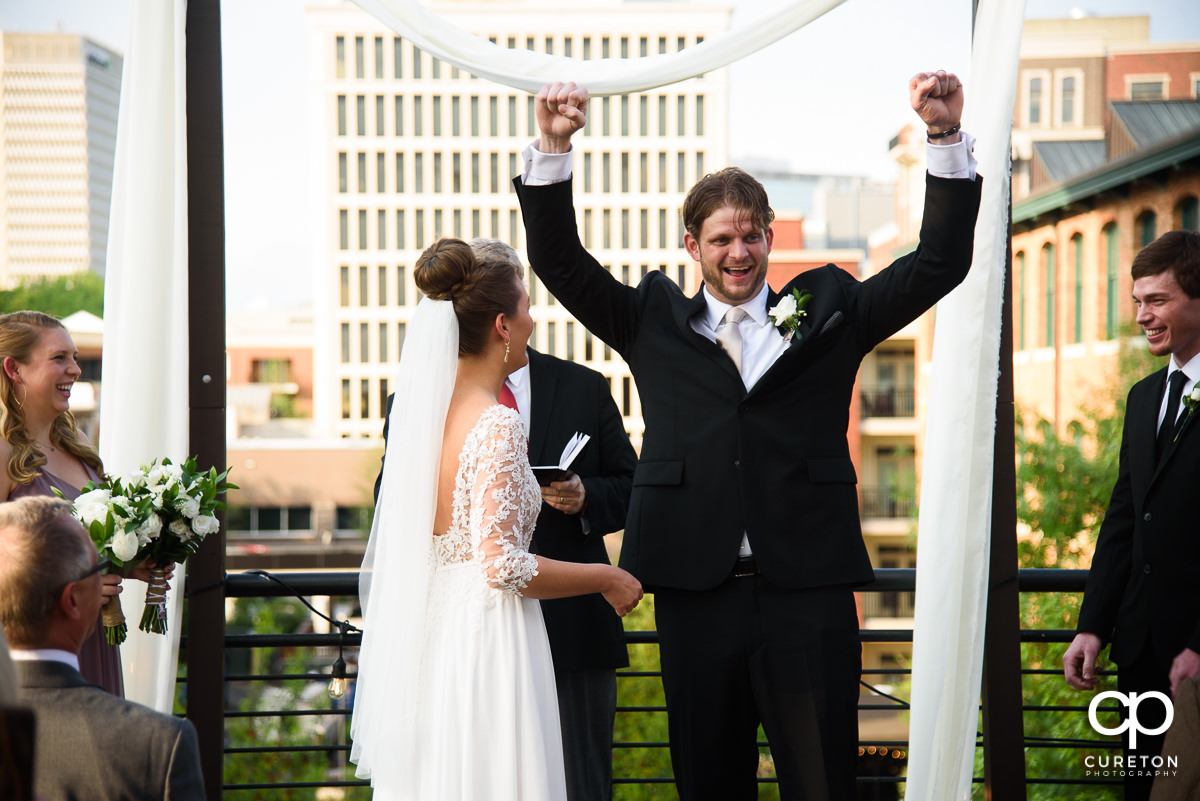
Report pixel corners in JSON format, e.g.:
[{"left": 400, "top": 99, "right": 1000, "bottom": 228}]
[
  {"left": 910, "top": 70, "right": 964, "bottom": 143},
  {"left": 535, "top": 81, "right": 589, "bottom": 154}
]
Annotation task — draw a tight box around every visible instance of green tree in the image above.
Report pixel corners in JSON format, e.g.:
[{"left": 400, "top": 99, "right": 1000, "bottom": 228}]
[{"left": 0, "top": 271, "right": 105, "bottom": 317}]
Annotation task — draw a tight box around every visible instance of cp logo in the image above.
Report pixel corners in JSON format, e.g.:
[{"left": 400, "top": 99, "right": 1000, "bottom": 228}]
[{"left": 1088, "top": 691, "right": 1174, "bottom": 749}]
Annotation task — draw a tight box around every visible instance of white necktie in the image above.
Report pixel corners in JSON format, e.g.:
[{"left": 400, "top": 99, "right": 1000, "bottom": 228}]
[{"left": 716, "top": 307, "right": 748, "bottom": 376}]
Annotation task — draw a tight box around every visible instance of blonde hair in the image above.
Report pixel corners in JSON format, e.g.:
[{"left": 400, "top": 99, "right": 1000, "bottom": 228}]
[{"left": 0, "top": 311, "right": 103, "bottom": 489}]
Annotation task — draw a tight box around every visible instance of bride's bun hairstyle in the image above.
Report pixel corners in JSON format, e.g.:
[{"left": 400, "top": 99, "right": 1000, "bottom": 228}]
[{"left": 414, "top": 238, "right": 522, "bottom": 357}]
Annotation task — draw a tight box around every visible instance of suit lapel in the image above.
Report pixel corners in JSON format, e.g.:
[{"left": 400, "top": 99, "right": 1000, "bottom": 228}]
[
  {"left": 1152, "top": 372, "right": 1198, "bottom": 483},
  {"left": 525, "top": 350, "right": 556, "bottom": 464},
  {"left": 674, "top": 287, "right": 743, "bottom": 383},
  {"left": 749, "top": 277, "right": 842, "bottom": 398}
]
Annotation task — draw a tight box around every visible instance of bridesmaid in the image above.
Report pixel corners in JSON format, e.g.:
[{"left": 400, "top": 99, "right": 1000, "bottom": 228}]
[{"left": 0, "top": 310, "right": 159, "bottom": 697}]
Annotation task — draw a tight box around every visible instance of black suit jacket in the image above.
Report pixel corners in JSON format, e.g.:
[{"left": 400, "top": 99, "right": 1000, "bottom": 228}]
[
  {"left": 1078, "top": 368, "right": 1200, "bottom": 672},
  {"left": 15, "top": 659, "right": 205, "bottom": 801},
  {"left": 516, "top": 173, "right": 982, "bottom": 593},
  {"left": 525, "top": 349, "right": 636, "bottom": 671},
  {"left": 373, "top": 350, "right": 636, "bottom": 670}
]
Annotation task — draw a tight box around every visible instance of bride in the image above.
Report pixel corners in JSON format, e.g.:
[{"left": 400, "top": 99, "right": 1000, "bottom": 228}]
[{"left": 351, "top": 238, "right": 643, "bottom": 800}]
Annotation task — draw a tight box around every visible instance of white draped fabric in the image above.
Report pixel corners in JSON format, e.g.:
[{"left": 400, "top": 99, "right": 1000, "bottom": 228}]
[
  {"left": 905, "top": 0, "right": 1027, "bottom": 798},
  {"left": 101, "top": 0, "right": 190, "bottom": 714},
  {"left": 352, "top": 0, "right": 847, "bottom": 95}
]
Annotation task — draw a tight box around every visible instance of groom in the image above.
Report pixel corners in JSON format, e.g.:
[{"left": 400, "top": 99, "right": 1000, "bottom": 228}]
[{"left": 515, "top": 73, "right": 982, "bottom": 799}]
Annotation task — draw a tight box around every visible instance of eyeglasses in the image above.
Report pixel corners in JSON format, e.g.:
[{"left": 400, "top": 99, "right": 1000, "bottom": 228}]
[{"left": 76, "top": 556, "right": 112, "bottom": 582}]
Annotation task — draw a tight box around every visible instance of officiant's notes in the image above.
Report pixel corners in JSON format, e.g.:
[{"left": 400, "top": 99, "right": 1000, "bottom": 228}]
[{"left": 531, "top": 432, "right": 590, "bottom": 485}]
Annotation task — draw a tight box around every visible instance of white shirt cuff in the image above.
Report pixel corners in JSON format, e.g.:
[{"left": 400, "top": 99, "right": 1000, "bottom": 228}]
[
  {"left": 521, "top": 141, "right": 573, "bottom": 186},
  {"left": 926, "top": 130, "right": 977, "bottom": 180}
]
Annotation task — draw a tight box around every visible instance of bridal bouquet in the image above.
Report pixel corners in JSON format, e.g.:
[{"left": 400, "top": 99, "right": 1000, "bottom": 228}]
[{"left": 69, "top": 457, "right": 236, "bottom": 644}]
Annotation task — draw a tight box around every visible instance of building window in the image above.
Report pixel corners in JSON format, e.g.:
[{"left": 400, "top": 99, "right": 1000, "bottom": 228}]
[
  {"left": 414, "top": 96, "right": 423, "bottom": 136},
  {"left": 433, "top": 152, "right": 443, "bottom": 193},
  {"left": 696, "top": 95, "right": 705, "bottom": 135},
  {"left": 547, "top": 321, "right": 557, "bottom": 356},
  {"left": 339, "top": 265, "right": 350, "bottom": 307},
  {"left": 677, "top": 152, "right": 686, "bottom": 192},
  {"left": 357, "top": 152, "right": 367, "bottom": 192},
  {"left": 453, "top": 153, "right": 462, "bottom": 193},
  {"left": 360, "top": 323, "right": 370, "bottom": 363},
  {"left": 1028, "top": 76, "right": 1042, "bottom": 125},
  {"left": 396, "top": 209, "right": 406, "bottom": 249},
  {"left": 397, "top": 264, "right": 407, "bottom": 305},
  {"left": 601, "top": 97, "right": 611, "bottom": 136},
  {"left": 1016, "top": 252, "right": 1025, "bottom": 350},
  {"left": 622, "top": 377, "right": 631, "bottom": 415},
  {"left": 1130, "top": 81, "right": 1164, "bottom": 101},
  {"left": 1071, "top": 233, "right": 1083, "bottom": 344},
  {"left": 602, "top": 152, "right": 611, "bottom": 193},
  {"left": 398, "top": 322, "right": 407, "bottom": 352},
  {"left": 470, "top": 95, "right": 480, "bottom": 136},
  {"left": 394, "top": 95, "right": 404, "bottom": 136},
  {"left": 338, "top": 152, "right": 347, "bottom": 193},
  {"left": 393, "top": 36, "right": 403, "bottom": 78},
  {"left": 359, "top": 265, "right": 369, "bottom": 306},
  {"left": 414, "top": 153, "right": 424, "bottom": 193},
  {"left": 1105, "top": 224, "right": 1120, "bottom": 340},
  {"left": 395, "top": 152, "right": 405, "bottom": 192},
  {"left": 341, "top": 379, "right": 351, "bottom": 419},
  {"left": 1178, "top": 197, "right": 1199, "bottom": 231},
  {"left": 337, "top": 95, "right": 346, "bottom": 136},
  {"left": 1137, "top": 210, "right": 1157, "bottom": 247},
  {"left": 490, "top": 152, "right": 500, "bottom": 193},
  {"left": 335, "top": 36, "right": 345, "bottom": 79},
  {"left": 358, "top": 209, "right": 368, "bottom": 250},
  {"left": 377, "top": 154, "right": 386, "bottom": 195},
  {"left": 489, "top": 95, "right": 499, "bottom": 137},
  {"left": 659, "top": 208, "right": 668, "bottom": 249},
  {"left": 582, "top": 151, "right": 593, "bottom": 192},
  {"left": 378, "top": 265, "right": 388, "bottom": 307},
  {"left": 376, "top": 95, "right": 385, "bottom": 136},
  {"left": 433, "top": 96, "right": 442, "bottom": 136},
  {"left": 412, "top": 45, "right": 423, "bottom": 79},
  {"left": 1060, "top": 76, "right": 1076, "bottom": 124},
  {"left": 356, "top": 95, "right": 366, "bottom": 136},
  {"left": 354, "top": 36, "right": 364, "bottom": 79},
  {"left": 452, "top": 96, "right": 461, "bottom": 136},
  {"left": 1043, "top": 243, "right": 1055, "bottom": 347},
  {"left": 339, "top": 210, "right": 349, "bottom": 250},
  {"left": 621, "top": 152, "right": 629, "bottom": 193},
  {"left": 416, "top": 209, "right": 425, "bottom": 248},
  {"left": 377, "top": 210, "right": 386, "bottom": 249},
  {"left": 677, "top": 95, "right": 686, "bottom": 135},
  {"left": 640, "top": 95, "right": 648, "bottom": 137},
  {"left": 379, "top": 378, "right": 390, "bottom": 419},
  {"left": 340, "top": 324, "right": 350, "bottom": 363},
  {"left": 361, "top": 379, "right": 371, "bottom": 419}
]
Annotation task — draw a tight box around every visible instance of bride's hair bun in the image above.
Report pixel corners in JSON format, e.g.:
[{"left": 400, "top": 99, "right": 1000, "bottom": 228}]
[
  {"left": 414, "top": 239, "right": 479, "bottom": 301},
  {"left": 414, "top": 237, "right": 523, "bottom": 356}
]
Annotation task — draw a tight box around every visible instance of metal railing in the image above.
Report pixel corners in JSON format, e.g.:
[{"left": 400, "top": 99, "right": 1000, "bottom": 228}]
[
  {"left": 860, "top": 486, "right": 917, "bottom": 519},
  {"left": 859, "top": 386, "right": 916, "bottom": 418},
  {"left": 177, "top": 568, "right": 1122, "bottom": 798}
]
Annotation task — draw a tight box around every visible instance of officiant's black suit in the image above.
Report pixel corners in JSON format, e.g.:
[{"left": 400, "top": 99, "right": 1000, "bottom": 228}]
[
  {"left": 516, "top": 173, "right": 982, "bottom": 800},
  {"left": 1077, "top": 367, "right": 1200, "bottom": 798}
]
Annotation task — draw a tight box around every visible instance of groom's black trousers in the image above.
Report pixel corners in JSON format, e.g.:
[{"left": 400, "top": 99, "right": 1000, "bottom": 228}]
[{"left": 654, "top": 576, "right": 861, "bottom": 801}]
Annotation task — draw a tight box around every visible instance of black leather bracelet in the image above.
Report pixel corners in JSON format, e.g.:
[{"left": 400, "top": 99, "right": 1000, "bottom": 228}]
[{"left": 927, "top": 123, "right": 961, "bottom": 141}]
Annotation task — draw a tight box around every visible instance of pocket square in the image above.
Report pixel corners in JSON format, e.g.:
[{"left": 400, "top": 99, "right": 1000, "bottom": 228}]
[{"left": 818, "top": 311, "right": 845, "bottom": 336}]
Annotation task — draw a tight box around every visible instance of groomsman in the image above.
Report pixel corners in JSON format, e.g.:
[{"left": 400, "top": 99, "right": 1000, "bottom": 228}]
[
  {"left": 1065, "top": 231, "right": 1200, "bottom": 801},
  {"left": 377, "top": 238, "right": 637, "bottom": 801}
]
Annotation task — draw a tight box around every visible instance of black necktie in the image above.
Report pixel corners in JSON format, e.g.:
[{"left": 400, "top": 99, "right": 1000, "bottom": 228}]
[{"left": 1156, "top": 370, "right": 1188, "bottom": 462}]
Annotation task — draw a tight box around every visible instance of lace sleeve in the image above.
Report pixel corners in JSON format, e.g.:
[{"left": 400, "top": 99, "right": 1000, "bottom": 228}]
[{"left": 470, "top": 408, "right": 540, "bottom": 594}]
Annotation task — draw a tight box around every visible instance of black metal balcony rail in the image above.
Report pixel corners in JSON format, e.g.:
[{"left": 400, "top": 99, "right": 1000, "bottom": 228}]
[
  {"left": 178, "top": 568, "right": 1119, "bottom": 797},
  {"left": 859, "top": 486, "right": 917, "bottom": 519},
  {"left": 859, "top": 385, "right": 916, "bottom": 418}
]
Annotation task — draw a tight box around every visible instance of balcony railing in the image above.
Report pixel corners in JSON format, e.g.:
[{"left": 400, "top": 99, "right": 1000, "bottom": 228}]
[
  {"left": 860, "top": 486, "right": 916, "bottom": 519},
  {"left": 176, "top": 568, "right": 1122, "bottom": 798},
  {"left": 860, "top": 386, "right": 915, "bottom": 418}
]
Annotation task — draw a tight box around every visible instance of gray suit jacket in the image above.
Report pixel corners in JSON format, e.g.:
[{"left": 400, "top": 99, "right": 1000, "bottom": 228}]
[{"left": 15, "top": 659, "right": 205, "bottom": 801}]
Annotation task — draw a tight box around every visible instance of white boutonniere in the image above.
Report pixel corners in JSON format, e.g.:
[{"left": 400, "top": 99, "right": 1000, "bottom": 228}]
[
  {"left": 767, "top": 288, "right": 814, "bottom": 344},
  {"left": 1175, "top": 381, "right": 1200, "bottom": 443}
]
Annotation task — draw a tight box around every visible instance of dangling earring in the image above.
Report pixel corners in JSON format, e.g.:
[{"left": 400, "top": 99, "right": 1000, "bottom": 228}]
[
  {"left": 504, "top": 342, "right": 510, "bottom": 364},
  {"left": 12, "top": 385, "right": 23, "bottom": 410}
]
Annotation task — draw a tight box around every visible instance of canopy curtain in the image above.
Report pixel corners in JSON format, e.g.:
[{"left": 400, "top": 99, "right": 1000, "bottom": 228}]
[
  {"left": 906, "top": 1, "right": 1027, "bottom": 798},
  {"left": 352, "top": 0, "right": 848, "bottom": 95},
  {"left": 101, "top": 0, "right": 190, "bottom": 713}
]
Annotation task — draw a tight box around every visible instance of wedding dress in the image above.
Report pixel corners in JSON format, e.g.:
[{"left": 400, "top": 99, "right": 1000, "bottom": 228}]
[{"left": 351, "top": 297, "right": 566, "bottom": 800}]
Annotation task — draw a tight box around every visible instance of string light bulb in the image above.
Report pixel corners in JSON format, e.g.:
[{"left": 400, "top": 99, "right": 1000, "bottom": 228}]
[{"left": 328, "top": 654, "right": 347, "bottom": 699}]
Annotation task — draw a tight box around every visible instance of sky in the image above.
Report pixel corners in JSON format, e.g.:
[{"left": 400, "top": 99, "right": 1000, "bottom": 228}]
[{"left": 2, "top": 0, "right": 1198, "bottom": 310}]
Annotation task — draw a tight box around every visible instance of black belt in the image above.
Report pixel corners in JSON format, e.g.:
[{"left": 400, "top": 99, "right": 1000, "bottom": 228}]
[{"left": 732, "top": 555, "right": 761, "bottom": 578}]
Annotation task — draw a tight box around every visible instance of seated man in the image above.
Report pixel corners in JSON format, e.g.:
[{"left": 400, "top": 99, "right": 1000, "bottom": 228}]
[{"left": 0, "top": 496, "right": 205, "bottom": 801}]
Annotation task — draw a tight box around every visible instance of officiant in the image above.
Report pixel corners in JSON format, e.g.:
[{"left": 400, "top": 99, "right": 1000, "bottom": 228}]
[{"left": 375, "top": 238, "right": 637, "bottom": 801}]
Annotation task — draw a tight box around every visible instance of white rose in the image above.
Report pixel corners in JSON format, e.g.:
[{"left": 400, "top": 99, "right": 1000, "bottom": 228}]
[
  {"left": 110, "top": 528, "right": 140, "bottom": 562},
  {"left": 74, "top": 489, "right": 112, "bottom": 528},
  {"left": 175, "top": 495, "right": 201, "bottom": 519},
  {"left": 169, "top": 518, "right": 193, "bottom": 541},
  {"left": 768, "top": 294, "right": 797, "bottom": 326},
  {"left": 122, "top": 468, "right": 146, "bottom": 489},
  {"left": 191, "top": 514, "right": 220, "bottom": 537},
  {"left": 162, "top": 463, "right": 184, "bottom": 484},
  {"left": 145, "top": 463, "right": 167, "bottom": 488},
  {"left": 136, "top": 513, "right": 163, "bottom": 541},
  {"left": 1189, "top": 385, "right": 1200, "bottom": 403}
]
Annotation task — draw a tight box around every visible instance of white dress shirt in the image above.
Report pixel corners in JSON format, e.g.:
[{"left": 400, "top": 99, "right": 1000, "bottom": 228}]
[
  {"left": 693, "top": 282, "right": 789, "bottom": 391},
  {"left": 10, "top": 648, "right": 80, "bottom": 670},
  {"left": 1160, "top": 352, "right": 1200, "bottom": 429},
  {"left": 505, "top": 361, "right": 532, "bottom": 432}
]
